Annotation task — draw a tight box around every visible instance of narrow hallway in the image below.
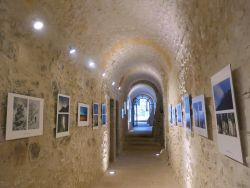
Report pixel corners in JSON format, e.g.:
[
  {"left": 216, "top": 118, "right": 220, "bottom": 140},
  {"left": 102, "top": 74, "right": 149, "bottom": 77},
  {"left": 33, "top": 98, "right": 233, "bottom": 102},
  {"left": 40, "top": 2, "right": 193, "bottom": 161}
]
[{"left": 91, "top": 148, "right": 181, "bottom": 188}]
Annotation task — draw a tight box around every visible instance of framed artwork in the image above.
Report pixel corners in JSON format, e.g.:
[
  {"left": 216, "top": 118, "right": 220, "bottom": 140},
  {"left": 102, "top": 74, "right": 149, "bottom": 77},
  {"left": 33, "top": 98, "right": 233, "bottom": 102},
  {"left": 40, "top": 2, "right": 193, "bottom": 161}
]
[
  {"left": 211, "top": 64, "right": 243, "bottom": 163},
  {"left": 183, "top": 94, "right": 192, "bottom": 131},
  {"left": 6, "top": 93, "right": 44, "bottom": 140},
  {"left": 92, "top": 103, "right": 99, "bottom": 128},
  {"left": 78, "top": 103, "right": 89, "bottom": 127},
  {"left": 168, "top": 104, "right": 172, "bottom": 125},
  {"left": 56, "top": 94, "right": 70, "bottom": 138},
  {"left": 176, "top": 103, "right": 182, "bottom": 126},
  {"left": 172, "top": 105, "right": 176, "bottom": 125},
  {"left": 124, "top": 101, "right": 127, "bottom": 115},
  {"left": 192, "top": 95, "right": 208, "bottom": 138},
  {"left": 121, "top": 108, "right": 124, "bottom": 119},
  {"left": 101, "top": 103, "right": 107, "bottom": 126}
]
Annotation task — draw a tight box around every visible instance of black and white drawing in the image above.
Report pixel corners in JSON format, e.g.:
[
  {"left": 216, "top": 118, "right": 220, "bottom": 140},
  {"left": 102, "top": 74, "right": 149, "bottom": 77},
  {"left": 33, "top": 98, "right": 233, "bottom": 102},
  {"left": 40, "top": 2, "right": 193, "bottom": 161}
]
[{"left": 6, "top": 93, "right": 44, "bottom": 140}]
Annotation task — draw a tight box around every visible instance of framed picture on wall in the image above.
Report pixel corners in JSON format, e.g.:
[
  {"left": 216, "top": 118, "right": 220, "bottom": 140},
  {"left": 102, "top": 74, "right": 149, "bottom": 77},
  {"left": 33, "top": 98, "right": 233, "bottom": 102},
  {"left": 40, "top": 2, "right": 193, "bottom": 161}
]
[
  {"left": 168, "top": 104, "right": 172, "bottom": 125},
  {"left": 6, "top": 93, "right": 44, "bottom": 140},
  {"left": 211, "top": 64, "right": 243, "bottom": 163},
  {"left": 56, "top": 94, "right": 70, "bottom": 138},
  {"left": 172, "top": 105, "right": 176, "bottom": 126},
  {"left": 192, "top": 95, "right": 208, "bottom": 138},
  {"left": 183, "top": 94, "right": 192, "bottom": 131},
  {"left": 101, "top": 103, "right": 107, "bottom": 126},
  {"left": 78, "top": 103, "right": 89, "bottom": 127},
  {"left": 121, "top": 107, "right": 124, "bottom": 119},
  {"left": 176, "top": 103, "right": 182, "bottom": 126},
  {"left": 92, "top": 103, "right": 99, "bottom": 129}
]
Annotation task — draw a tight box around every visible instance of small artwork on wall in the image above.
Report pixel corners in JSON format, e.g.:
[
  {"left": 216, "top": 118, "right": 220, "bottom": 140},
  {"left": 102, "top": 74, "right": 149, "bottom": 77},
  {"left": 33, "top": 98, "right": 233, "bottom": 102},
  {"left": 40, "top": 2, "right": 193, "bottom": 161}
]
[
  {"left": 176, "top": 103, "right": 182, "bottom": 126},
  {"left": 172, "top": 105, "right": 176, "bottom": 126},
  {"left": 192, "top": 95, "right": 208, "bottom": 138},
  {"left": 93, "top": 103, "right": 99, "bottom": 128},
  {"left": 102, "top": 103, "right": 107, "bottom": 126},
  {"left": 183, "top": 95, "right": 192, "bottom": 131},
  {"left": 168, "top": 104, "right": 172, "bottom": 125},
  {"left": 121, "top": 107, "right": 124, "bottom": 119},
  {"left": 211, "top": 64, "right": 243, "bottom": 163},
  {"left": 56, "top": 94, "right": 70, "bottom": 138},
  {"left": 6, "top": 93, "right": 44, "bottom": 140},
  {"left": 78, "top": 103, "right": 89, "bottom": 127}
]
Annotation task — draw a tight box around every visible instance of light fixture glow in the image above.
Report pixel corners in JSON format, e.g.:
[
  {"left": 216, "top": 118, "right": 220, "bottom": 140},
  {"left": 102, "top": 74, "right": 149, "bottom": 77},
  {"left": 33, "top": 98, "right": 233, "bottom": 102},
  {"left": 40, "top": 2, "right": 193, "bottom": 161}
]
[
  {"left": 69, "top": 48, "right": 76, "bottom": 54},
  {"left": 102, "top": 73, "right": 106, "bottom": 77},
  {"left": 33, "top": 21, "right": 44, "bottom": 30},
  {"left": 112, "top": 82, "right": 115, "bottom": 86},
  {"left": 89, "top": 61, "right": 96, "bottom": 68},
  {"left": 118, "top": 86, "right": 121, "bottom": 90},
  {"left": 108, "top": 170, "right": 116, "bottom": 175},
  {"left": 155, "top": 153, "right": 160, "bottom": 157}
]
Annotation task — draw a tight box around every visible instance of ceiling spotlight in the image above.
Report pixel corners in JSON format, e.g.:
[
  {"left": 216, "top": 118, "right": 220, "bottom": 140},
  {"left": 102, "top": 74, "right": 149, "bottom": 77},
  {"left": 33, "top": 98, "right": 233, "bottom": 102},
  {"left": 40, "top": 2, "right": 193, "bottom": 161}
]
[
  {"left": 112, "top": 82, "right": 115, "bottom": 86},
  {"left": 102, "top": 73, "right": 106, "bottom": 77},
  {"left": 89, "top": 61, "right": 96, "bottom": 68},
  {"left": 69, "top": 48, "right": 76, "bottom": 55},
  {"left": 118, "top": 86, "right": 121, "bottom": 90},
  {"left": 155, "top": 153, "right": 160, "bottom": 157},
  {"left": 33, "top": 21, "right": 44, "bottom": 30},
  {"left": 108, "top": 170, "right": 116, "bottom": 175}
]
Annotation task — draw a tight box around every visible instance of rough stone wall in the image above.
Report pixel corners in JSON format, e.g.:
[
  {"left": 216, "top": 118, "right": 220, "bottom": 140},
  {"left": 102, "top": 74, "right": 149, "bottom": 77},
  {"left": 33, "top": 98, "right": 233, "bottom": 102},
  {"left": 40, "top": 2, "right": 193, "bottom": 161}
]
[
  {"left": 165, "top": 0, "right": 250, "bottom": 187},
  {"left": 0, "top": 1, "right": 110, "bottom": 188}
]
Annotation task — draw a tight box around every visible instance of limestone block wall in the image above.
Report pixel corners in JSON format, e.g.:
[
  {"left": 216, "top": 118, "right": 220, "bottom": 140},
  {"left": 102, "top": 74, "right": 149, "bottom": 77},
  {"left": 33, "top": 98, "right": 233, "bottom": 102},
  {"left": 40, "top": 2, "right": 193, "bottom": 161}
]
[
  {"left": 0, "top": 2, "right": 111, "bottom": 188},
  {"left": 165, "top": 0, "right": 250, "bottom": 187}
]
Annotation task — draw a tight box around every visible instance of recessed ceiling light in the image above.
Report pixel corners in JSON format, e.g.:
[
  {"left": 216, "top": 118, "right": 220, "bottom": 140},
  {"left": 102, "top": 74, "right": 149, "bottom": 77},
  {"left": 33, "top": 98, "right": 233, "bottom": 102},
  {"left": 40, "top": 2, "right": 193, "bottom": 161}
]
[
  {"left": 69, "top": 48, "right": 76, "bottom": 54},
  {"left": 102, "top": 73, "right": 106, "bottom": 77},
  {"left": 108, "top": 170, "right": 116, "bottom": 175},
  {"left": 155, "top": 153, "right": 160, "bottom": 157},
  {"left": 118, "top": 86, "right": 121, "bottom": 90},
  {"left": 33, "top": 21, "right": 44, "bottom": 30},
  {"left": 112, "top": 82, "right": 115, "bottom": 86},
  {"left": 89, "top": 61, "right": 96, "bottom": 68}
]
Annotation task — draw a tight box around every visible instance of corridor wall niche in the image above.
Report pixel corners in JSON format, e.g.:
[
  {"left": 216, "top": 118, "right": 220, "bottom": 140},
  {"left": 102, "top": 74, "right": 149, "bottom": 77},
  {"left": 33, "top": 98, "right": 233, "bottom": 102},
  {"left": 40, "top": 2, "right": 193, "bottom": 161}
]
[
  {"left": 56, "top": 94, "right": 70, "bottom": 138},
  {"left": 211, "top": 64, "right": 243, "bottom": 163},
  {"left": 6, "top": 93, "right": 44, "bottom": 140}
]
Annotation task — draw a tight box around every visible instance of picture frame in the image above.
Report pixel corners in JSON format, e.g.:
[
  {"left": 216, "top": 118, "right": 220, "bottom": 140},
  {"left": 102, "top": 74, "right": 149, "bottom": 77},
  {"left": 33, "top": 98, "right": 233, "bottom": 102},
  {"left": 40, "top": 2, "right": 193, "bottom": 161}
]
[
  {"left": 56, "top": 94, "right": 70, "bottom": 138},
  {"left": 168, "top": 104, "right": 172, "bottom": 125},
  {"left": 101, "top": 103, "right": 107, "bottom": 126},
  {"left": 121, "top": 107, "right": 124, "bottom": 119},
  {"left": 176, "top": 103, "right": 182, "bottom": 126},
  {"left": 183, "top": 94, "right": 192, "bottom": 131},
  {"left": 92, "top": 103, "right": 99, "bottom": 129},
  {"left": 211, "top": 64, "right": 243, "bottom": 163},
  {"left": 6, "top": 93, "right": 44, "bottom": 140},
  {"left": 192, "top": 95, "right": 208, "bottom": 138},
  {"left": 78, "top": 103, "right": 89, "bottom": 127},
  {"left": 172, "top": 105, "right": 176, "bottom": 126}
]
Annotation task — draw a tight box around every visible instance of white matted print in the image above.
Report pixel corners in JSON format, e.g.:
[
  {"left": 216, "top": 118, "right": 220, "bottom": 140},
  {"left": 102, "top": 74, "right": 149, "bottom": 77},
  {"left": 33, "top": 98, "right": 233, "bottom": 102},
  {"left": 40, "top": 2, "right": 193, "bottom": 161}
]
[
  {"left": 183, "top": 95, "right": 192, "bottom": 131},
  {"left": 192, "top": 95, "right": 208, "bottom": 138},
  {"left": 56, "top": 94, "right": 70, "bottom": 138},
  {"left": 93, "top": 103, "right": 99, "bottom": 128},
  {"left": 78, "top": 103, "right": 89, "bottom": 127},
  {"left": 172, "top": 105, "right": 176, "bottom": 126},
  {"left": 211, "top": 64, "right": 243, "bottom": 163},
  {"left": 176, "top": 103, "right": 182, "bottom": 126},
  {"left": 6, "top": 93, "right": 44, "bottom": 140},
  {"left": 168, "top": 104, "right": 172, "bottom": 125},
  {"left": 101, "top": 103, "right": 107, "bottom": 126}
]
